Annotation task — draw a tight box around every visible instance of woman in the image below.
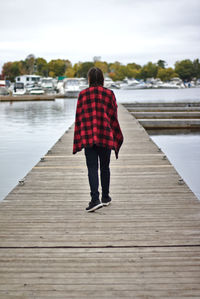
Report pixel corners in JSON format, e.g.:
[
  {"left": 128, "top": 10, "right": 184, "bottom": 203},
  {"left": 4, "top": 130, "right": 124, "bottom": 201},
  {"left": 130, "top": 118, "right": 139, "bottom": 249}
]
[{"left": 73, "top": 67, "right": 123, "bottom": 212}]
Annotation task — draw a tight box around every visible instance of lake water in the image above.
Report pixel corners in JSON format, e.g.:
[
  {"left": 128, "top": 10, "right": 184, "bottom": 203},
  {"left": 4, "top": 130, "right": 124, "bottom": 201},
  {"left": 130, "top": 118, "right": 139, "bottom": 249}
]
[
  {"left": 149, "top": 132, "right": 200, "bottom": 200},
  {"left": 0, "top": 99, "right": 77, "bottom": 200},
  {"left": 0, "top": 88, "right": 200, "bottom": 201}
]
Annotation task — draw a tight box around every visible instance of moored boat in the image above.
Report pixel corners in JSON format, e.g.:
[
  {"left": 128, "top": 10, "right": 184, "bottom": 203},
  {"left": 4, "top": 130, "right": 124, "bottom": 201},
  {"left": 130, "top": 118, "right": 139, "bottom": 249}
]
[
  {"left": 40, "top": 77, "right": 55, "bottom": 93},
  {"left": 63, "top": 78, "right": 88, "bottom": 98},
  {"left": 12, "top": 82, "right": 27, "bottom": 95},
  {"left": 28, "top": 86, "right": 45, "bottom": 95}
]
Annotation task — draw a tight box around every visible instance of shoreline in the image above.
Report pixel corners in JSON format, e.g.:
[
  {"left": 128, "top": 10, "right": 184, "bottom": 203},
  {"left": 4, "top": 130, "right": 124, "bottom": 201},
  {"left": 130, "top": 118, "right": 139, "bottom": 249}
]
[{"left": 0, "top": 94, "right": 66, "bottom": 102}]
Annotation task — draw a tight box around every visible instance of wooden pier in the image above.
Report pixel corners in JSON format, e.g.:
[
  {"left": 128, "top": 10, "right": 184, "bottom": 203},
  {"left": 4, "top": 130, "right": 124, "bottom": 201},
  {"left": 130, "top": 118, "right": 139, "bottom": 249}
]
[{"left": 0, "top": 104, "right": 200, "bottom": 298}]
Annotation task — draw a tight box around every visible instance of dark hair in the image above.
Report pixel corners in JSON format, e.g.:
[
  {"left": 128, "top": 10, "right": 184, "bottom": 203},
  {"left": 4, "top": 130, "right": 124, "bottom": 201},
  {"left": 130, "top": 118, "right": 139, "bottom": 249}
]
[{"left": 87, "top": 67, "right": 104, "bottom": 87}]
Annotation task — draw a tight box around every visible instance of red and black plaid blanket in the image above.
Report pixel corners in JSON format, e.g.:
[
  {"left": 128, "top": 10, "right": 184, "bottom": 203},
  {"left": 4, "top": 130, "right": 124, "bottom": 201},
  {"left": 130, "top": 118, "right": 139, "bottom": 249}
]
[{"left": 73, "top": 86, "right": 123, "bottom": 158}]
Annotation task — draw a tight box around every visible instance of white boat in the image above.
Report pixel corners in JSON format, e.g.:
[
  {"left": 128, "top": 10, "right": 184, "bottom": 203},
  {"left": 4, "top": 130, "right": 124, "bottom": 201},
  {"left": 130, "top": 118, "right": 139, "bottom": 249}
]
[
  {"left": 147, "top": 78, "right": 182, "bottom": 89},
  {"left": 15, "top": 75, "right": 41, "bottom": 87},
  {"left": 13, "top": 82, "right": 26, "bottom": 95},
  {"left": 28, "top": 86, "right": 45, "bottom": 95},
  {"left": 159, "top": 82, "right": 181, "bottom": 89},
  {"left": 63, "top": 78, "right": 88, "bottom": 98},
  {"left": 121, "top": 78, "right": 149, "bottom": 89},
  {"left": 0, "top": 86, "right": 9, "bottom": 95},
  {"left": 0, "top": 80, "right": 6, "bottom": 87},
  {"left": 0, "top": 80, "right": 10, "bottom": 95},
  {"left": 104, "top": 77, "right": 113, "bottom": 88},
  {"left": 79, "top": 78, "right": 89, "bottom": 90},
  {"left": 104, "top": 77, "right": 115, "bottom": 88},
  {"left": 196, "top": 79, "right": 200, "bottom": 87},
  {"left": 56, "top": 81, "right": 64, "bottom": 94},
  {"left": 40, "top": 77, "right": 54, "bottom": 92}
]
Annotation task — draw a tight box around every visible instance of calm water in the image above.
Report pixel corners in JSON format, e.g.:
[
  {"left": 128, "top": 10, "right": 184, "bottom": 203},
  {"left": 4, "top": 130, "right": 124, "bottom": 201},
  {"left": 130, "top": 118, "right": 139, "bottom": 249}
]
[
  {"left": 115, "top": 87, "right": 200, "bottom": 103},
  {"left": 0, "top": 99, "right": 77, "bottom": 200},
  {"left": 150, "top": 133, "right": 200, "bottom": 200},
  {"left": 0, "top": 88, "right": 200, "bottom": 200}
]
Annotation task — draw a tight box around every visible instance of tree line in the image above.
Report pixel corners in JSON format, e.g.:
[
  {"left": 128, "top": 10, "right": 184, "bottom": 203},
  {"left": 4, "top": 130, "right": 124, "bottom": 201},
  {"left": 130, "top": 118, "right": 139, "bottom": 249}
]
[{"left": 1, "top": 54, "right": 200, "bottom": 82}]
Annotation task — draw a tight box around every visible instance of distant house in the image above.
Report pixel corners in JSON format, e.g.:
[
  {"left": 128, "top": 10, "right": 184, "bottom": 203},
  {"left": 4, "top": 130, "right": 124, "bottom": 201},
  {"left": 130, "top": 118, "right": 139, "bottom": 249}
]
[{"left": 15, "top": 75, "right": 41, "bottom": 86}]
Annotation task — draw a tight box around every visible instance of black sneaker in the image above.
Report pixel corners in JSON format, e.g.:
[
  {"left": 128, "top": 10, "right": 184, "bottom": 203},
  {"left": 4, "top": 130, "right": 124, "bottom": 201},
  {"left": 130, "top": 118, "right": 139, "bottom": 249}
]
[
  {"left": 102, "top": 196, "right": 112, "bottom": 206},
  {"left": 86, "top": 200, "right": 103, "bottom": 212}
]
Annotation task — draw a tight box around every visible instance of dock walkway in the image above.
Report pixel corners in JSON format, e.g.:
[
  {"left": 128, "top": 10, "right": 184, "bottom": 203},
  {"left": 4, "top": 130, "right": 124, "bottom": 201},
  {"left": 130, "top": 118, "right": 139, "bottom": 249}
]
[{"left": 0, "top": 104, "right": 200, "bottom": 298}]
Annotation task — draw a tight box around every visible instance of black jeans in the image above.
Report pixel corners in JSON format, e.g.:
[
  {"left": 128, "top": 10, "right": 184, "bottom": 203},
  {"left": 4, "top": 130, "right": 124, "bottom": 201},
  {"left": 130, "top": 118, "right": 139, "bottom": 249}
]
[{"left": 84, "top": 145, "right": 111, "bottom": 202}]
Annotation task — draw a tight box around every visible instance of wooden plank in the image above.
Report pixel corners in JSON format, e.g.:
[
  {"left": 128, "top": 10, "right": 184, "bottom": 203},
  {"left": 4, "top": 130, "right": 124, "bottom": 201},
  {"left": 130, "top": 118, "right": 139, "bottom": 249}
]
[{"left": 0, "top": 103, "right": 200, "bottom": 298}]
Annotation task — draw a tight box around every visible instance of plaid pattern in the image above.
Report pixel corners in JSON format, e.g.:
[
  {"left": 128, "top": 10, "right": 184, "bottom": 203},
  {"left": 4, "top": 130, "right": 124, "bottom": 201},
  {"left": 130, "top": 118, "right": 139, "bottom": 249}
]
[{"left": 73, "top": 86, "right": 123, "bottom": 158}]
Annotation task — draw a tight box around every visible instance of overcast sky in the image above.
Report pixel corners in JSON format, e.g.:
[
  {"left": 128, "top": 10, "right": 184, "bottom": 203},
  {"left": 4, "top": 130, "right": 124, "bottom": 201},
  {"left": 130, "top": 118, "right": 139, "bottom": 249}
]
[{"left": 0, "top": 0, "right": 200, "bottom": 70}]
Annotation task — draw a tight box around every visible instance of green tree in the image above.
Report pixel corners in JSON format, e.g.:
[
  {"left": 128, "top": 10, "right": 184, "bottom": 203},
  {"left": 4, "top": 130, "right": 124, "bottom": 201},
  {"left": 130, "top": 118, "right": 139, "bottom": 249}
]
[
  {"left": 94, "top": 61, "right": 108, "bottom": 74},
  {"left": 75, "top": 62, "right": 94, "bottom": 78},
  {"left": 65, "top": 67, "right": 75, "bottom": 78},
  {"left": 193, "top": 59, "right": 200, "bottom": 79},
  {"left": 127, "top": 62, "right": 141, "bottom": 70},
  {"left": 18, "top": 60, "right": 27, "bottom": 75},
  {"left": 140, "top": 62, "right": 158, "bottom": 80},
  {"left": 35, "top": 57, "right": 48, "bottom": 77},
  {"left": 126, "top": 63, "right": 142, "bottom": 78},
  {"left": 48, "top": 59, "right": 67, "bottom": 77},
  {"left": 108, "top": 62, "right": 127, "bottom": 81},
  {"left": 157, "top": 67, "right": 178, "bottom": 81},
  {"left": 157, "top": 60, "right": 166, "bottom": 69},
  {"left": 73, "top": 62, "right": 82, "bottom": 74},
  {"left": 175, "top": 59, "right": 194, "bottom": 81}
]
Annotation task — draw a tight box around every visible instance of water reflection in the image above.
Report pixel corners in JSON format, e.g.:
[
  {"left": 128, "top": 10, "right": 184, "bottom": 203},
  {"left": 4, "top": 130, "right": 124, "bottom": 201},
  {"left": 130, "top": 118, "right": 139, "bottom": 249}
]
[
  {"left": 3, "top": 99, "right": 76, "bottom": 127},
  {"left": 0, "top": 98, "right": 77, "bottom": 200}
]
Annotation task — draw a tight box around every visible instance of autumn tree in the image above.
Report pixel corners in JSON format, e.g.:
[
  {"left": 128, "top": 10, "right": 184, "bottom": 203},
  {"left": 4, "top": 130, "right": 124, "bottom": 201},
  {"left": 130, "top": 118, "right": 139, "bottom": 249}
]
[
  {"left": 2, "top": 61, "right": 21, "bottom": 81},
  {"left": 18, "top": 60, "right": 28, "bottom": 75},
  {"left": 65, "top": 67, "right": 75, "bottom": 78},
  {"left": 108, "top": 62, "right": 127, "bottom": 81},
  {"left": 126, "top": 63, "right": 142, "bottom": 79},
  {"left": 2, "top": 57, "right": 200, "bottom": 82},
  {"left": 48, "top": 59, "right": 68, "bottom": 77},
  {"left": 94, "top": 61, "right": 108, "bottom": 74}
]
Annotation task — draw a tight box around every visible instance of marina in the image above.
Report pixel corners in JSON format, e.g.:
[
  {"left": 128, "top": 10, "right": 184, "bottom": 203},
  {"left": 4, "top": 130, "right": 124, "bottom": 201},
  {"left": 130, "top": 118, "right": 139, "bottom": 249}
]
[
  {"left": 1, "top": 74, "right": 200, "bottom": 100},
  {"left": 0, "top": 104, "right": 200, "bottom": 298}
]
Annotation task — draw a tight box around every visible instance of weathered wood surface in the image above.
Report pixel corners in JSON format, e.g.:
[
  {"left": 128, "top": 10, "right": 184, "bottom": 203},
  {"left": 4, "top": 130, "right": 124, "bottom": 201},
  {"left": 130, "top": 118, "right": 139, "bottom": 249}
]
[
  {"left": 124, "top": 103, "right": 200, "bottom": 129},
  {"left": 137, "top": 118, "right": 200, "bottom": 129},
  {"left": 0, "top": 104, "right": 200, "bottom": 298},
  {"left": 132, "top": 111, "right": 200, "bottom": 119}
]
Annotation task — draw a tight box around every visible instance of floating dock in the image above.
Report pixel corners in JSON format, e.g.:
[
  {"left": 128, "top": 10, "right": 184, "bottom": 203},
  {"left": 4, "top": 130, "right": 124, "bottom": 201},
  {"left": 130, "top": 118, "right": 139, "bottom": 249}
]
[
  {"left": 0, "top": 104, "right": 200, "bottom": 298},
  {"left": 125, "top": 102, "right": 200, "bottom": 129}
]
